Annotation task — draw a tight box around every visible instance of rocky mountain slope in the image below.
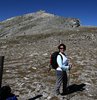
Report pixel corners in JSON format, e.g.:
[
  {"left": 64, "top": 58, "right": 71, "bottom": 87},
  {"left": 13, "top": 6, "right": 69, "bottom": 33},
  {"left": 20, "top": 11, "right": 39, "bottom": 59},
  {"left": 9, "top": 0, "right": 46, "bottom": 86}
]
[
  {"left": 0, "top": 11, "right": 80, "bottom": 38},
  {"left": 0, "top": 11, "right": 97, "bottom": 100}
]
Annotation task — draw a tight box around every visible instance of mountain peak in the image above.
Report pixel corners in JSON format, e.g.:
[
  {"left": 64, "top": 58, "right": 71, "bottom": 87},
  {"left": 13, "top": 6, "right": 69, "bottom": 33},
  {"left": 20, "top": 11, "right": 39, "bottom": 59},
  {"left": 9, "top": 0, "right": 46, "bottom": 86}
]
[{"left": 0, "top": 11, "right": 80, "bottom": 38}]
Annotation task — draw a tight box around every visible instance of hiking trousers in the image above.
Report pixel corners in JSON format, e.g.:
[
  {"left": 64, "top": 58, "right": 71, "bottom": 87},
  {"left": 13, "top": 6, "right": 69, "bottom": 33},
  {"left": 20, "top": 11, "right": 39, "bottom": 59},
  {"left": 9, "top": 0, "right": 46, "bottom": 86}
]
[{"left": 55, "top": 70, "right": 67, "bottom": 93}]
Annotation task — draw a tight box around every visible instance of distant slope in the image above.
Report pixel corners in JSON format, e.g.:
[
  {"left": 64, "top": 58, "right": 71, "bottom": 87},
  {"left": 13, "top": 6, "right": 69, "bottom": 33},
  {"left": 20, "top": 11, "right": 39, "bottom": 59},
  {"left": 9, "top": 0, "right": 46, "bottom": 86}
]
[{"left": 0, "top": 11, "right": 80, "bottom": 38}]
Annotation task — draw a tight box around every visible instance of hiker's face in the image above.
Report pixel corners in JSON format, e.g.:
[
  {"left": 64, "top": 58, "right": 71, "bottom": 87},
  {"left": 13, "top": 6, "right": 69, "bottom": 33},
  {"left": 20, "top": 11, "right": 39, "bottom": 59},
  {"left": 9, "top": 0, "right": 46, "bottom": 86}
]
[{"left": 59, "top": 46, "right": 65, "bottom": 53}]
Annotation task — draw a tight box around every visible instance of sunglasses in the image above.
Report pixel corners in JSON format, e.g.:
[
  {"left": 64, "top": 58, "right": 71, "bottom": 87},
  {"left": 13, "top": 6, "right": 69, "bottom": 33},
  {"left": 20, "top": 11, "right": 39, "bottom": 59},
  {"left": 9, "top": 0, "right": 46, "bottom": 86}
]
[{"left": 60, "top": 48, "right": 65, "bottom": 49}]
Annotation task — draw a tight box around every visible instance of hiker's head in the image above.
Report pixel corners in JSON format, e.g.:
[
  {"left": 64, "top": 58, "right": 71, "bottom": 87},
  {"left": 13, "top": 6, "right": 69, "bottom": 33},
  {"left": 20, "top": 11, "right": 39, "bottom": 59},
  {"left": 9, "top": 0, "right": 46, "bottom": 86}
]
[
  {"left": 58, "top": 44, "right": 66, "bottom": 52},
  {"left": 0, "top": 85, "right": 11, "bottom": 99}
]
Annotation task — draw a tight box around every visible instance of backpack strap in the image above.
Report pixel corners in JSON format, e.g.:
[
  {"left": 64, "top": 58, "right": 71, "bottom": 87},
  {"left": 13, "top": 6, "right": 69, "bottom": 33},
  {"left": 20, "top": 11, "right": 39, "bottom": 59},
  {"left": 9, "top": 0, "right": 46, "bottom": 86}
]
[{"left": 58, "top": 54, "right": 63, "bottom": 62}]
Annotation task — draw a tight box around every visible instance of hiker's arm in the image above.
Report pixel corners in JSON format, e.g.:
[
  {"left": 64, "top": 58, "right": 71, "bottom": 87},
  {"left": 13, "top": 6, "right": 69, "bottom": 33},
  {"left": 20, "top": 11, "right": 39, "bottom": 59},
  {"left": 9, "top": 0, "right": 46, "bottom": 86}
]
[{"left": 57, "top": 55, "right": 69, "bottom": 71}]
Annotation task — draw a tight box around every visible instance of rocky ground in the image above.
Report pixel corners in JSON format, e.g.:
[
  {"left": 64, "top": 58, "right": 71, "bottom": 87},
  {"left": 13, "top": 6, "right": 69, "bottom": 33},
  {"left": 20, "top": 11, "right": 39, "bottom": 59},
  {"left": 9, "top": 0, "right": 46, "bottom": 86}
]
[{"left": 0, "top": 27, "right": 97, "bottom": 100}]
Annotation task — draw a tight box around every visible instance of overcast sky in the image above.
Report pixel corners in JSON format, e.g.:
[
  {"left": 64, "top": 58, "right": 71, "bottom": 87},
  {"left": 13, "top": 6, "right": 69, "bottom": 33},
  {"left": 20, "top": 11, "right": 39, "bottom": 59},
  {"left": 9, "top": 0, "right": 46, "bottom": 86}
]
[{"left": 0, "top": 0, "right": 97, "bottom": 26}]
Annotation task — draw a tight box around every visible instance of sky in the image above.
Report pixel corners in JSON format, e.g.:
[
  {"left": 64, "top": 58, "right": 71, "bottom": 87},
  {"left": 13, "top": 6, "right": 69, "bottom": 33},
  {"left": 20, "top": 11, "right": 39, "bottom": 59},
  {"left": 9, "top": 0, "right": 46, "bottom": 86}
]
[{"left": 0, "top": 0, "right": 97, "bottom": 26}]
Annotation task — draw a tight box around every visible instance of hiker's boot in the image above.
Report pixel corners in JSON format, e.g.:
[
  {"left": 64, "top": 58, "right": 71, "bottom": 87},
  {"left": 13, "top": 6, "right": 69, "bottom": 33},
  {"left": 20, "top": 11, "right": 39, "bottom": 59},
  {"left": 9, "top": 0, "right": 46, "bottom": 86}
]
[
  {"left": 61, "top": 89, "right": 68, "bottom": 95},
  {"left": 55, "top": 89, "right": 60, "bottom": 95}
]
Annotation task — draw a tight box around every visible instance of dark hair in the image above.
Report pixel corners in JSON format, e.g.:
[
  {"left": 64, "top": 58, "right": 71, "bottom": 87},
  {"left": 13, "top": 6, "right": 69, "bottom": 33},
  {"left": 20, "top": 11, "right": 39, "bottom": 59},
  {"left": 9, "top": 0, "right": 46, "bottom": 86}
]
[
  {"left": 58, "top": 43, "right": 66, "bottom": 50},
  {"left": 0, "top": 85, "right": 11, "bottom": 99}
]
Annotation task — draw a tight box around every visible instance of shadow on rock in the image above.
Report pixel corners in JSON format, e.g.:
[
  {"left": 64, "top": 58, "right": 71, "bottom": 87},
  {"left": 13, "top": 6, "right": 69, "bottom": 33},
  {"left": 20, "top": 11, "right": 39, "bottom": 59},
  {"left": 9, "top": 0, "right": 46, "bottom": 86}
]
[
  {"left": 62, "top": 83, "right": 86, "bottom": 96},
  {"left": 28, "top": 95, "right": 43, "bottom": 100}
]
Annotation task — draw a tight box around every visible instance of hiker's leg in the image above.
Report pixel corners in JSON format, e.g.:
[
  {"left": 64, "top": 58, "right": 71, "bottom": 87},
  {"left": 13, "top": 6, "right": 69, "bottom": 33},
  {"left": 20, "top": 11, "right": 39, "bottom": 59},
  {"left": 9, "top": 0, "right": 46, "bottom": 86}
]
[
  {"left": 62, "top": 71, "right": 68, "bottom": 93},
  {"left": 55, "top": 70, "right": 63, "bottom": 94}
]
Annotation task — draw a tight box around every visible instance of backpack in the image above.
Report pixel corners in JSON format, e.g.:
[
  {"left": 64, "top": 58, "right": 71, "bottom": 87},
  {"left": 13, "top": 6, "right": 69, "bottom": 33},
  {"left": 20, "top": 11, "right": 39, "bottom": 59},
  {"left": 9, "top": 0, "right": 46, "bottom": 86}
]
[{"left": 50, "top": 51, "right": 63, "bottom": 69}]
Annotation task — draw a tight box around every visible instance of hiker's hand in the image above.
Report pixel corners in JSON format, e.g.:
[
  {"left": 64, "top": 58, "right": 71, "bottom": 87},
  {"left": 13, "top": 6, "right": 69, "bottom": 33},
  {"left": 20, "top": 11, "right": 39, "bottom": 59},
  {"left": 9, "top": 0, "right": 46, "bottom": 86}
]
[
  {"left": 48, "top": 67, "right": 51, "bottom": 72},
  {"left": 69, "top": 64, "right": 72, "bottom": 70},
  {"left": 47, "top": 65, "right": 52, "bottom": 72}
]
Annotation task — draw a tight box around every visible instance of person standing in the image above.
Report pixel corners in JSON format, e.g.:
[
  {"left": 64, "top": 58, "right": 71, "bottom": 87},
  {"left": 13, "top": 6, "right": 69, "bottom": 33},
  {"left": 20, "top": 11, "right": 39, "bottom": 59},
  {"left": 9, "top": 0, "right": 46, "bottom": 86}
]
[{"left": 55, "top": 43, "right": 71, "bottom": 95}]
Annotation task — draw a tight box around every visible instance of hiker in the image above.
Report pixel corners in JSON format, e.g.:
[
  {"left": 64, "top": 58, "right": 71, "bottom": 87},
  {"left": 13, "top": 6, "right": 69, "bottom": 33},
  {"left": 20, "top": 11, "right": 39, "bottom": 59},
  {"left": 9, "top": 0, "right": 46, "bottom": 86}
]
[{"left": 55, "top": 43, "right": 72, "bottom": 95}]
